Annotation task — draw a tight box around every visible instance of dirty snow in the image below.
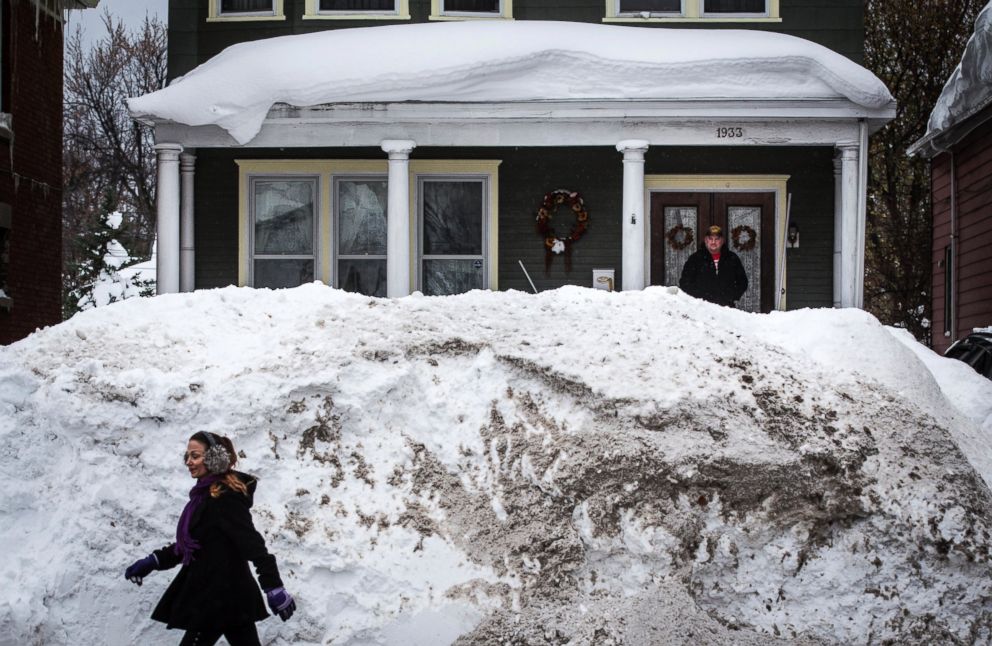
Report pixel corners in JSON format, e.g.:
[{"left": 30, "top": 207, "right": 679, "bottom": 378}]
[
  {"left": 1, "top": 285, "right": 990, "bottom": 645},
  {"left": 128, "top": 20, "right": 894, "bottom": 144}
]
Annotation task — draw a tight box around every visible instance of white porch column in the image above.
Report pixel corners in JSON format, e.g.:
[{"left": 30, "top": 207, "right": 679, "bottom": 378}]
[
  {"left": 832, "top": 150, "right": 843, "bottom": 307},
  {"left": 155, "top": 143, "right": 183, "bottom": 295},
  {"left": 837, "top": 142, "right": 860, "bottom": 308},
  {"left": 179, "top": 151, "right": 196, "bottom": 293},
  {"left": 616, "top": 139, "right": 649, "bottom": 291},
  {"left": 381, "top": 139, "right": 416, "bottom": 298}
]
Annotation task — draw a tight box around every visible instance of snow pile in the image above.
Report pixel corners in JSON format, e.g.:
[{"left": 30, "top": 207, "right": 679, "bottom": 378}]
[
  {"left": 128, "top": 20, "right": 894, "bottom": 144},
  {"left": 1, "top": 285, "right": 991, "bottom": 645},
  {"left": 916, "top": 0, "right": 992, "bottom": 151}
]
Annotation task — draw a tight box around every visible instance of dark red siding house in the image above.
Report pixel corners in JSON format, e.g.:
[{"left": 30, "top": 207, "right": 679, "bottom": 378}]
[
  {"left": 909, "top": 1, "right": 992, "bottom": 354},
  {"left": 0, "top": 0, "right": 98, "bottom": 345}
]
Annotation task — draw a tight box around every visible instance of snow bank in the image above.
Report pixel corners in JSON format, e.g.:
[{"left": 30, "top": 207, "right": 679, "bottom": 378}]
[
  {"left": 128, "top": 20, "right": 894, "bottom": 144},
  {"left": 1, "top": 285, "right": 990, "bottom": 645}
]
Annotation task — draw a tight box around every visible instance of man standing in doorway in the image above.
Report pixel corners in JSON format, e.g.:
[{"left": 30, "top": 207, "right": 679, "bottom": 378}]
[{"left": 679, "top": 225, "right": 749, "bottom": 307}]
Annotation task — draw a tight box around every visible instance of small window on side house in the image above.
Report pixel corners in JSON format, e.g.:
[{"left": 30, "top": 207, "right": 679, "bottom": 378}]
[
  {"left": 250, "top": 177, "right": 318, "bottom": 289},
  {"left": 702, "top": 0, "right": 766, "bottom": 15},
  {"left": 617, "top": 0, "right": 681, "bottom": 15},
  {"left": 0, "top": 203, "right": 10, "bottom": 308}
]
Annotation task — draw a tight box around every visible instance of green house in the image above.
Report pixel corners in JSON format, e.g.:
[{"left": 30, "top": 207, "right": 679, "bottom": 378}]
[{"left": 130, "top": 0, "right": 894, "bottom": 312}]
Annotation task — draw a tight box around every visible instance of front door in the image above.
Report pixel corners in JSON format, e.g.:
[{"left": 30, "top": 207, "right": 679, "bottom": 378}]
[{"left": 650, "top": 191, "right": 775, "bottom": 312}]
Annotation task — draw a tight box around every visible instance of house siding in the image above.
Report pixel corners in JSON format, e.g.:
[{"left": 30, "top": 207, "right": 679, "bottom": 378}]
[
  {"left": 169, "top": 0, "right": 865, "bottom": 80},
  {"left": 0, "top": 2, "right": 65, "bottom": 345},
  {"left": 930, "top": 112, "right": 992, "bottom": 354},
  {"left": 194, "top": 145, "right": 833, "bottom": 308}
]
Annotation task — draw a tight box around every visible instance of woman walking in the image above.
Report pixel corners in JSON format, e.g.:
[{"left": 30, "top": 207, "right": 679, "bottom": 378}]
[{"left": 125, "top": 431, "right": 295, "bottom": 645}]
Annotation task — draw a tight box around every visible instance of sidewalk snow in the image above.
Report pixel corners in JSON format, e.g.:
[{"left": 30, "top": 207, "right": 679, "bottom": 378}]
[{"left": 0, "top": 285, "right": 990, "bottom": 645}]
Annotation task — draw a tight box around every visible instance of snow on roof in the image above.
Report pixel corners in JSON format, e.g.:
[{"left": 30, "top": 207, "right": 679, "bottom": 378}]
[
  {"left": 129, "top": 20, "right": 893, "bottom": 145},
  {"left": 910, "top": 1, "right": 992, "bottom": 156}
]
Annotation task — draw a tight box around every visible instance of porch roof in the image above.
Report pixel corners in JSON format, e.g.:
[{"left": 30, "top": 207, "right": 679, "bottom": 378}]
[{"left": 131, "top": 20, "right": 894, "bottom": 148}]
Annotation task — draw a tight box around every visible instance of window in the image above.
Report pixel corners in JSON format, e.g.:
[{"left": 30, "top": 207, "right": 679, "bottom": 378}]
[
  {"left": 304, "top": 0, "right": 410, "bottom": 19},
  {"left": 250, "top": 177, "right": 318, "bottom": 289},
  {"left": 335, "top": 177, "right": 388, "bottom": 297},
  {"left": 417, "top": 177, "right": 488, "bottom": 295},
  {"left": 606, "top": 0, "right": 776, "bottom": 20},
  {"left": 0, "top": 203, "right": 10, "bottom": 308},
  {"left": 208, "top": 0, "right": 285, "bottom": 21},
  {"left": 237, "top": 160, "right": 499, "bottom": 294},
  {"left": 431, "top": 0, "right": 512, "bottom": 20},
  {"left": 702, "top": 0, "right": 766, "bottom": 15},
  {"left": 617, "top": 0, "right": 681, "bottom": 14}
]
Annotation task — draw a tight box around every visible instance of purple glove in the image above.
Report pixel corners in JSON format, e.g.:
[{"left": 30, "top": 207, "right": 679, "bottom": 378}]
[
  {"left": 265, "top": 587, "right": 296, "bottom": 621},
  {"left": 124, "top": 554, "right": 158, "bottom": 586}
]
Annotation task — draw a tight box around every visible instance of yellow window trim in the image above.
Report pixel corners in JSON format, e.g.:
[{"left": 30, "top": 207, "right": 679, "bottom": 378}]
[
  {"left": 208, "top": 0, "right": 286, "bottom": 21},
  {"left": 236, "top": 159, "right": 501, "bottom": 292},
  {"left": 302, "top": 0, "right": 411, "bottom": 20},
  {"left": 410, "top": 160, "right": 501, "bottom": 291},
  {"left": 644, "top": 174, "right": 789, "bottom": 309},
  {"left": 429, "top": 0, "right": 513, "bottom": 20},
  {"left": 603, "top": 0, "right": 779, "bottom": 21}
]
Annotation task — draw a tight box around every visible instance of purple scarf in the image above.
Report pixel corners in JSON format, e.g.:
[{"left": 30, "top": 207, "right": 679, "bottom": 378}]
[{"left": 175, "top": 474, "right": 224, "bottom": 565}]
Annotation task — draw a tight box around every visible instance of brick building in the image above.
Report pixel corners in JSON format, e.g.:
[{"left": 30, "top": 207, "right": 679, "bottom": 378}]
[{"left": 0, "top": 0, "right": 99, "bottom": 345}]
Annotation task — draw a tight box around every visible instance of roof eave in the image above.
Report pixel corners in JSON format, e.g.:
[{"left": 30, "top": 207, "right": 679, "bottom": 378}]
[
  {"left": 908, "top": 101, "right": 992, "bottom": 158},
  {"left": 138, "top": 97, "right": 895, "bottom": 150}
]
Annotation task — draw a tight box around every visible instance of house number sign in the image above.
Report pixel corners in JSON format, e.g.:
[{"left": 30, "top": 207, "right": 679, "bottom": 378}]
[{"left": 716, "top": 126, "right": 745, "bottom": 139}]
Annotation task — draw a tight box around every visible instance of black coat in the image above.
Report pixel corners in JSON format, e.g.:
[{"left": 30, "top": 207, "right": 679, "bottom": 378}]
[
  {"left": 151, "top": 472, "right": 283, "bottom": 632},
  {"left": 679, "top": 244, "right": 749, "bottom": 307}
]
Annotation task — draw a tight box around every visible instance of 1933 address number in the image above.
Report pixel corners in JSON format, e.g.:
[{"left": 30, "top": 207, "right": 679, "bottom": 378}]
[{"left": 716, "top": 127, "right": 744, "bottom": 138}]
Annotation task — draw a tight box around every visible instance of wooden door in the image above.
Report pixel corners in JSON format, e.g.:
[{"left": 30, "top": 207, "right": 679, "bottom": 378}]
[{"left": 650, "top": 191, "right": 775, "bottom": 312}]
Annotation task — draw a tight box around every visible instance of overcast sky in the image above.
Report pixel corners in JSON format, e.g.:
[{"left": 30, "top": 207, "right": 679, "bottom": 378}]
[{"left": 66, "top": 0, "right": 167, "bottom": 48}]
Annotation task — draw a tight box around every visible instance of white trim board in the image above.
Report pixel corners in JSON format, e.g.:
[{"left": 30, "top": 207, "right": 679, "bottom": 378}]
[{"left": 145, "top": 99, "right": 895, "bottom": 149}]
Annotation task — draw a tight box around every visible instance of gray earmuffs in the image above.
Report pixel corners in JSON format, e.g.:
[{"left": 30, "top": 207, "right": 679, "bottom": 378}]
[{"left": 202, "top": 432, "right": 231, "bottom": 475}]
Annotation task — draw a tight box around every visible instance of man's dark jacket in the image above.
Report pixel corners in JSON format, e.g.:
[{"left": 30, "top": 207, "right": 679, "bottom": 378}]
[
  {"left": 150, "top": 472, "right": 282, "bottom": 632},
  {"left": 679, "top": 243, "right": 749, "bottom": 307}
]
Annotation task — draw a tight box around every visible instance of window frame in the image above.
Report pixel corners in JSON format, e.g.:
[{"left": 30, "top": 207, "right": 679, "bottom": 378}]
[
  {"left": 430, "top": 0, "right": 513, "bottom": 20},
  {"left": 247, "top": 174, "right": 321, "bottom": 289},
  {"left": 208, "top": 0, "right": 286, "bottom": 22},
  {"left": 604, "top": 0, "right": 778, "bottom": 21},
  {"left": 0, "top": 202, "right": 10, "bottom": 310},
  {"left": 700, "top": 0, "right": 770, "bottom": 18},
  {"left": 303, "top": 0, "right": 411, "bottom": 20},
  {"left": 333, "top": 174, "right": 389, "bottom": 296},
  {"left": 614, "top": 0, "right": 684, "bottom": 18},
  {"left": 415, "top": 174, "right": 491, "bottom": 294},
  {"left": 236, "top": 160, "right": 500, "bottom": 294}
]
